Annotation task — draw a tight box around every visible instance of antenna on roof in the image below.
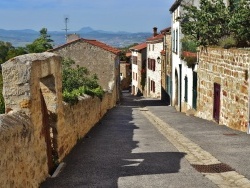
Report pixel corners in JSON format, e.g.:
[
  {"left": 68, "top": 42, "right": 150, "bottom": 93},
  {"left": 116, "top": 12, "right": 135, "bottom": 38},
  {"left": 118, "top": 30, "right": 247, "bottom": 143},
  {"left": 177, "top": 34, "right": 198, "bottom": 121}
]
[{"left": 62, "top": 16, "right": 70, "bottom": 42}]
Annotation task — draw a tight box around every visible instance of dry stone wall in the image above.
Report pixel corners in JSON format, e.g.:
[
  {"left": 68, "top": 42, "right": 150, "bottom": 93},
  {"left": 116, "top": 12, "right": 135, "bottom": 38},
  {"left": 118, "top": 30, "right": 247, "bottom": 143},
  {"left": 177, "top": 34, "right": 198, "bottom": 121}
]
[
  {"left": 197, "top": 47, "right": 250, "bottom": 132},
  {"left": 0, "top": 112, "right": 48, "bottom": 188},
  {"left": 57, "top": 91, "right": 116, "bottom": 161},
  {"left": 0, "top": 52, "right": 117, "bottom": 187}
]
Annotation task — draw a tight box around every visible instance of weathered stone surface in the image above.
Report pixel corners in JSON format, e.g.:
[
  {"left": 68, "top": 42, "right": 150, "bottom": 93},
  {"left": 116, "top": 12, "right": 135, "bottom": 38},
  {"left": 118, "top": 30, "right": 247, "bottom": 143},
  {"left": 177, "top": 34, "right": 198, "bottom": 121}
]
[
  {"left": 197, "top": 48, "right": 250, "bottom": 132},
  {"left": 0, "top": 52, "right": 118, "bottom": 187}
]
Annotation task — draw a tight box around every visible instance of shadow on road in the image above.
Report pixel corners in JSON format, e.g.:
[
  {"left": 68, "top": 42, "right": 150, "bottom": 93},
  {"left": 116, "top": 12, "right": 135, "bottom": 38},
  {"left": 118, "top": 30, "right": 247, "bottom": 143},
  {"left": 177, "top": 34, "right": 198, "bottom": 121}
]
[{"left": 40, "top": 92, "right": 185, "bottom": 188}]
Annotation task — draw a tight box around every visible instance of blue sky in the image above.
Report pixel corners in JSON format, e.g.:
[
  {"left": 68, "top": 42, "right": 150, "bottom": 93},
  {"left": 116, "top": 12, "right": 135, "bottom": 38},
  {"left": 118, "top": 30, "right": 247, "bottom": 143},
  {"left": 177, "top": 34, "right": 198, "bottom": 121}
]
[{"left": 0, "top": 0, "right": 175, "bottom": 33}]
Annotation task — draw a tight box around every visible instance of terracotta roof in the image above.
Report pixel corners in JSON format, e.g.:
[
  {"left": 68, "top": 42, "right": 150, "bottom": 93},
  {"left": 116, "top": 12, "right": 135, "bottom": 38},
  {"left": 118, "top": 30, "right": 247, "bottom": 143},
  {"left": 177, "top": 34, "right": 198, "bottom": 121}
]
[
  {"left": 50, "top": 38, "right": 120, "bottom": 55},
  {"left": 126, "top": 52, "right": 131, "bottom": 57},
  {"left": 129, "top": 42, "right": 147, "bottom": 51},
  {"left": 146, "top": 34, "right": 164, "bottom": 42},
  {"left": 169, "top": 0, "right": 182, "bottom": 12},
  {"left": 161, "top": 27, "right": 171, "bottom": 33}
]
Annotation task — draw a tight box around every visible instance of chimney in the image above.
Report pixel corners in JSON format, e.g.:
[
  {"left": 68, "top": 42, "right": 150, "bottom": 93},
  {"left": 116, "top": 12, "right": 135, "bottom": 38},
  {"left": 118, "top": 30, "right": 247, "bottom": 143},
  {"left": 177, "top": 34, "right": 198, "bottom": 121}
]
[
  {"left": 153, "top": 27, "right": 158, "bottom": 37},
  {"left": 66, "top": 33, "right": 80, "bottom": 43}
]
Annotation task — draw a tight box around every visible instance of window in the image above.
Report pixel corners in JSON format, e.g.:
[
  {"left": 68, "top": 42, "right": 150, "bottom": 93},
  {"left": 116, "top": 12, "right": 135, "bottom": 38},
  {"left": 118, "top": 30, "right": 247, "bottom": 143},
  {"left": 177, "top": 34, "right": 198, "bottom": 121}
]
[
  {"left": 172, "top": 29, "right": 175, "bottom": 52},
  {"left": 175, "top": 29, "right": 178, "bottom": 54},
  {"left": 150, "top": 80, "right": 155, "bottom": 93},
  {"left": 148, "top": 58, "right": 156, "bottom": 71},
  {"left": 153, "top": 44, "right": 155, "bottom": 51},
  {"left": 132, "top": 56, "right": 138, "bottom": 65}
]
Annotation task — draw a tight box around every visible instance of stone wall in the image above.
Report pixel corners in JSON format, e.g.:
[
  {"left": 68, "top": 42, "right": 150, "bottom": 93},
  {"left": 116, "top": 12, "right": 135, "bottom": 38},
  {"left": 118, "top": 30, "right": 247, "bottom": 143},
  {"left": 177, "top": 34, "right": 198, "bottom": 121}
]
[
  {"left": 197, "top": 47, "right": 250, "bottom": 132},
  {"left": 57, "top": 91, "right": 116, "bottom": 161},
  {"left": 0, "top": 52, "right": 117, "bottom": 187},
  {"left": 0, "top": 112, "right": 48, "bottom": 187},
  {"left": 50, "top": 40, "right": 118, "bottom": 92},
  {"left": 120, "top": 61, "right": 131, "bottom": 90}
]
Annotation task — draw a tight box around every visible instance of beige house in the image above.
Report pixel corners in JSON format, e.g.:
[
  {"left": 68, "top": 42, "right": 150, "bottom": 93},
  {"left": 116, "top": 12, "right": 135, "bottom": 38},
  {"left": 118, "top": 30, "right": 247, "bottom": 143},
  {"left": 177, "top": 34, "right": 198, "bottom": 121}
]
[
  {"left": 50, "top": 37, "right": 121, "bottom": 102},
  {"left": 120, "top": 61, "right": 131, "bottom": 90},
  {"left": 160, "top": 27, "right": 171, "bottom": 104}
]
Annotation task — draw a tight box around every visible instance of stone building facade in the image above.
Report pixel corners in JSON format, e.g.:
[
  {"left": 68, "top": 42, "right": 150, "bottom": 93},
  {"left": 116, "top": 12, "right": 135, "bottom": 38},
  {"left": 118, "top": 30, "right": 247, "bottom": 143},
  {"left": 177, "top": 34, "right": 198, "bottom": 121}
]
[
  {"left": 160, "top": 27, "right": 172, "bottom": 104},
  {"left": 50, "top": 38, "right": 121, "bottom": 102},
  {"left": 0, "top": 52, "right": 118, "bottom": 187},
  {"left": 120, "top": 61, "right": 131, "bottom": 90},
  {"left": 196, "top": 48, "right": 250, "bottom": 132}
]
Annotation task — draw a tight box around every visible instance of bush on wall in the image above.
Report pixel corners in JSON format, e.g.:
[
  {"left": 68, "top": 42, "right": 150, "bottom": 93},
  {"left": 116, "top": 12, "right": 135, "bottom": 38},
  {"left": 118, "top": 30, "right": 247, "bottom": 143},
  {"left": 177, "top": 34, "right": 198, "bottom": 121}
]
[{"left": 62, "top": 58, "right": 104, "bottom": 105}]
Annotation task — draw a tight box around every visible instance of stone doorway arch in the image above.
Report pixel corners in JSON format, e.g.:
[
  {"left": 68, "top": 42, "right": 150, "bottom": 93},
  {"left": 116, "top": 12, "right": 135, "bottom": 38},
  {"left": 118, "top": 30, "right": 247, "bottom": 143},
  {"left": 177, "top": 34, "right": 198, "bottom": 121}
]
[{"left": 2, "top": 52, "right": 62, "bottom": 175}]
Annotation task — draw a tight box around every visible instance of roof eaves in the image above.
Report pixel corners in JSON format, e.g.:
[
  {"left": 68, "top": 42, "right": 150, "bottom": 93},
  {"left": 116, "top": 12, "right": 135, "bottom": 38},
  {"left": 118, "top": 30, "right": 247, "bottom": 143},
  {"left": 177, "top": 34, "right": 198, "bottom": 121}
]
[{"left": 169, "top": 0, "right": 182, "bottom": 12}]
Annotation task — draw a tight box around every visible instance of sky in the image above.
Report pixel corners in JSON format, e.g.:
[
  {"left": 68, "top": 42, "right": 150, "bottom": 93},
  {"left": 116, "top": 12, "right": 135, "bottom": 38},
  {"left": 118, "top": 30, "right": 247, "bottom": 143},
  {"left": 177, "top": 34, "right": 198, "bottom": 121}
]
[{"left": 0, "top": 0, "right": 175, "bottom": 33}]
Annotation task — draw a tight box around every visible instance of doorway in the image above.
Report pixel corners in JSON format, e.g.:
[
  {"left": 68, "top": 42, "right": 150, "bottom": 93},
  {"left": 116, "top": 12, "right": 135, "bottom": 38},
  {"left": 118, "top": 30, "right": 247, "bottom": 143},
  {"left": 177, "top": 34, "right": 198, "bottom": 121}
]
[{"left": 213, "top": 83, "right": 221, "bottom": 123}]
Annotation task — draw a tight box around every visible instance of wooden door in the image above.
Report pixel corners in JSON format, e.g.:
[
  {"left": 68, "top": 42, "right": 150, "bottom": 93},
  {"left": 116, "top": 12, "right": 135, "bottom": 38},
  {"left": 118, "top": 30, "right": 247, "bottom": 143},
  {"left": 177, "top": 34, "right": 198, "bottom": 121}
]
[{"left": 213, "top": 83, "right": 221, "bottom": 123}]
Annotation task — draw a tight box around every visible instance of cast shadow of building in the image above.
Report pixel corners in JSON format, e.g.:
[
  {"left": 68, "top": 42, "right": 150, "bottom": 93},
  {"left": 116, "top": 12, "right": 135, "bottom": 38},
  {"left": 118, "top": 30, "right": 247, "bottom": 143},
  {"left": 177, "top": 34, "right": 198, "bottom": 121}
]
[{"left": 40, "top": 93, "right": 185, "bottom": 188}]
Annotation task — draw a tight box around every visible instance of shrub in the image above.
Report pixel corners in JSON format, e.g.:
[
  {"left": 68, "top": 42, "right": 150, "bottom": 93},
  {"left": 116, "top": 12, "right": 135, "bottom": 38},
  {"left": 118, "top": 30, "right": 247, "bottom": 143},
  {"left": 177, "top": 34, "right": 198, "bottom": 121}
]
[
  {"left": 218, "top": 35, "right": 237, "bottom": 49},
  {"left": 62, "top": 58, "right": 104, "bottom": 105}
]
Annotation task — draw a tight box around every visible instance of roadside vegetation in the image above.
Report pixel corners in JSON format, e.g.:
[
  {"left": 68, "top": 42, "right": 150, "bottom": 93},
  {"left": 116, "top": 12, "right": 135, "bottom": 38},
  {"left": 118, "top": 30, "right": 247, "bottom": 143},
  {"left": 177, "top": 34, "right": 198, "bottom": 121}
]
[
  {"left": 0, "top": 27, "right": 104, "bottom": 112},
  {"left": 62, "top": 58, "right": 104, "bottom": 105},
  {"left": 181, "top": 0, "right": 250, "bottom": 48}
]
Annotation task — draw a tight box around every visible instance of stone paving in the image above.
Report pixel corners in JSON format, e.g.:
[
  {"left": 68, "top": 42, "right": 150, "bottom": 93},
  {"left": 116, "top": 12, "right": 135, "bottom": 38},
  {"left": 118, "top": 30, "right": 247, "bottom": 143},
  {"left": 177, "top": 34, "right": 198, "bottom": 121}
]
[
  {"left": 140, "top": 107, "right": 250, "bottom": 188},
  {"left": 41, "top": 93, "right": 250, "bottom": 188}
]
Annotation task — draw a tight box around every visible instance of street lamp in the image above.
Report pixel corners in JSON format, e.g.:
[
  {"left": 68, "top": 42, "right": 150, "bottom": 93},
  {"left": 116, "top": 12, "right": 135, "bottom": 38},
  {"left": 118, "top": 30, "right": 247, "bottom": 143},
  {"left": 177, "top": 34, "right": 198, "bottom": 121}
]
[{"left": 157, "top": 56, "right": 161, "bottom": 64}]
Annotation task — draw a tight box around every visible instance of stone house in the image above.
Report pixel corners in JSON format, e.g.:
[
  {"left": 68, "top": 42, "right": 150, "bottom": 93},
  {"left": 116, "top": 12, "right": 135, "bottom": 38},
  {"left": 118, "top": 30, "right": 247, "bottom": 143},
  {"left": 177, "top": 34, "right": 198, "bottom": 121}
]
[
  {"left": 120, "top": 61, "right": 131, "bottom": 90},
  {"left": 160, "top": 27, "right": 172, "bottom": 104},
  {"left": 50, "top": 37, "right": 121, "bottom": 102},
  {"left": 129, "top": 42, "right": 147, "bottom": 96},
  {"left": 146, "top": 27, "right": 164, "bottom": 98},
  {"left": 169, "top": 0, "right": 199, "bottom": 112}
]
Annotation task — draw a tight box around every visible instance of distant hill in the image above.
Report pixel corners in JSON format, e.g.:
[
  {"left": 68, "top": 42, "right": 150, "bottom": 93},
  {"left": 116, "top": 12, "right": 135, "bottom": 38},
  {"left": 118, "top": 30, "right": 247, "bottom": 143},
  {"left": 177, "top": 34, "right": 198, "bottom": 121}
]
[{"left": 0, "top": 27, "right": 152, "bottom": 48}]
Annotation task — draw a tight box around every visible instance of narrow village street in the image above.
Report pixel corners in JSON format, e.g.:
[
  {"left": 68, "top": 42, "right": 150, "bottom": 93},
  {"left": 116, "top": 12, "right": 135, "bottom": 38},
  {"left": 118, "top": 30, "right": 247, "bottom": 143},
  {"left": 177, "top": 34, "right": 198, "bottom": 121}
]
[{"left": 41, "top": 92, "right": 250, "bottom": 188}]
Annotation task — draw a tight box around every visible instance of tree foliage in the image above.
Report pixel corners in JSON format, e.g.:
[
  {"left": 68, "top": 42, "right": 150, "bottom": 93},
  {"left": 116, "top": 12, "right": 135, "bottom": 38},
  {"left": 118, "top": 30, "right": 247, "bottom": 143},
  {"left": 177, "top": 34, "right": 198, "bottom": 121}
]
[
  {"left": 181, "top": 0, "right": 250, "bottom": 47},
  {"left": 26, "top": 28, "right": 54, "bottom": 53},
  {"left": 62, "top": 58, "right": 104, "bottom": 104}
]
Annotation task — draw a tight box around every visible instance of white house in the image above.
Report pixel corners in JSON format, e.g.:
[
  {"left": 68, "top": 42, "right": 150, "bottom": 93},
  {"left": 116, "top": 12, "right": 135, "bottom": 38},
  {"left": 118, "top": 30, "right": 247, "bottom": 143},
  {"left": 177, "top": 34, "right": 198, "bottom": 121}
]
[
  {"left": 130, "top": 43, "right": 147, "bottom": 96},
  {"left": 169, "top": 0, "right": 199, "bottom": 113},
  {"left": 146, "top": 27, "right": 164, "bottom": 98}
]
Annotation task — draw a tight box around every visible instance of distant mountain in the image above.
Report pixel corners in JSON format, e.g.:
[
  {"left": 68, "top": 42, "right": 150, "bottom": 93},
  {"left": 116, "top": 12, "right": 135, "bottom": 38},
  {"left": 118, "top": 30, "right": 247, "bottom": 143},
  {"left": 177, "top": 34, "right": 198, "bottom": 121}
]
[{"left": 0, "top": 27, "right": 152, "bottom": 48}]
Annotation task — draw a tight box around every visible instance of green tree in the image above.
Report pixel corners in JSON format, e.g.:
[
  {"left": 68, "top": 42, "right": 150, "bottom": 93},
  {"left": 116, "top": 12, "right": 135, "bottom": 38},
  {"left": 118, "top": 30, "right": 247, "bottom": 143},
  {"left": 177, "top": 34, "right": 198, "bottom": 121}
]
[
  {"left": 62, "top": 58, "right": 104, "bottom": 104},
  {"left": 228, "top": 0, "right": 250, "bottom": 46},
  {"left": 6, "top": 47, "right": 27, "bottom": 60},
  {"left": 181, "top": 0, "right": 230, "bottom": 47},
  {"left": 0, "top": 41, "right": 13, "bottom": 64},
  {"left": 26, "top": 28, "right": 54, "bottom": 53}
]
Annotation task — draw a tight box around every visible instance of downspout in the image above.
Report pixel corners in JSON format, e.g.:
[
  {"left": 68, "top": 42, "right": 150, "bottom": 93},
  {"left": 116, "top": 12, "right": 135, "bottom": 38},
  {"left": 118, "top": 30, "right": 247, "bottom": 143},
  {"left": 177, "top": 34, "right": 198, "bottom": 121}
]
[
  {"left": 248, "top": 67, "right": 250, "bottom": 134},
  {"left": 179, "top": 64, "right": 182, "bottom": 112}
]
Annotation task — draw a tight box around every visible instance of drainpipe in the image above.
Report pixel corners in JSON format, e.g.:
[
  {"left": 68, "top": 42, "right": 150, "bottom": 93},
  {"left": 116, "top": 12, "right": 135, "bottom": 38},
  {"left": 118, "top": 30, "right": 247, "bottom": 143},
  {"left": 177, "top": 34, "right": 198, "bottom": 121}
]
[
  {"left": 179, "top": 64, "right": 182, "bottom": 112},
  {"left": 248, "top": 69, "right": 250, "bottom": 134}
]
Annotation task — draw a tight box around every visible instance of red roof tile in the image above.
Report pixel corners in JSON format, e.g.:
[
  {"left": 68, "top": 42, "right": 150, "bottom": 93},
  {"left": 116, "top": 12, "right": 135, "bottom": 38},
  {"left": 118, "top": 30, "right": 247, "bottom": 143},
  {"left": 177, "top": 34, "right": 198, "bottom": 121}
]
[
  {"left": 146, "top": 34, "right": 164, "bottom": 42},
  {"left": 161, "top": 27, "right": 171, "bottom": 33},
  {"left": 126, "top": 52, "right": 132, "bottom": 57},
  {"left": 129, "top": 42, "right": 147, "bottom": 51},
  {"left": 50, "top": 38, "right": 120, "bottom": 55}
]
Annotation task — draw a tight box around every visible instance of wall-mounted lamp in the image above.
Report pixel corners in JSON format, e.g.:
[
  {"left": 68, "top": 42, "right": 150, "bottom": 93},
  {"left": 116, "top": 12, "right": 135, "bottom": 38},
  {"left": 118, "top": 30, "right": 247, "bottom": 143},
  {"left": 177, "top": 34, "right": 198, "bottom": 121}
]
[{"left": 157, "top": 56, "right": 161, "bottom": 64}]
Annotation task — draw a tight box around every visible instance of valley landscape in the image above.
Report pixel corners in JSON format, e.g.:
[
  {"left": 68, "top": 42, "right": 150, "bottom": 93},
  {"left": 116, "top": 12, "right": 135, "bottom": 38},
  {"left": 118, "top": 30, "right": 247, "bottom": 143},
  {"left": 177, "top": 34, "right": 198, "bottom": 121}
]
[{"left": 0, "top": 27, "right": 152, "bottom": 48}]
